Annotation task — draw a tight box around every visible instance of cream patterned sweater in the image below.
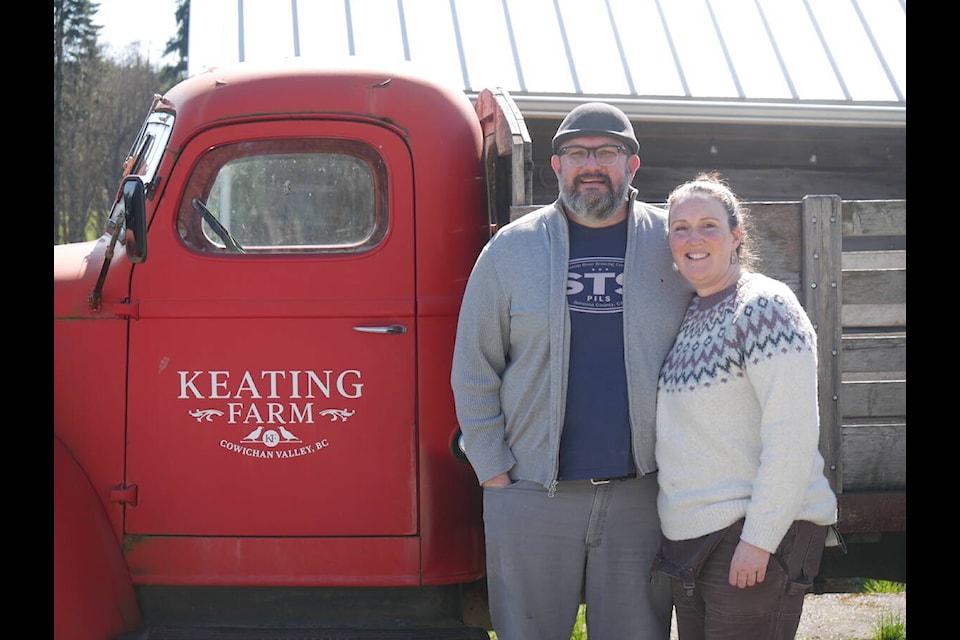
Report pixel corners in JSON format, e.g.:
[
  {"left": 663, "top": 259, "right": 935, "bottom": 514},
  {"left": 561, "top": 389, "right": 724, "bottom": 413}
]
[{"left": 655, "top": 271, "right": 837, "bottom": 553}]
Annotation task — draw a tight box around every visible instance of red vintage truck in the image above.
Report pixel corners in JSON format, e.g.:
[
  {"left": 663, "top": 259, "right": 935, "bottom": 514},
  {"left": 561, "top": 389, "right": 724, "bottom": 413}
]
[
  {"left": 54, "top": 58, "right": 906, "bottom": 640},
  {"left": 54, "top": 60, "right": 531, "bottom": 640}
]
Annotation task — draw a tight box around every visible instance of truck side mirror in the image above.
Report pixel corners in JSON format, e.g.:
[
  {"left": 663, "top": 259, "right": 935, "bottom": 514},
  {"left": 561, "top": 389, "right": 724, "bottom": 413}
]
[{"left": 122, "top": 176, "right": 148, "bottom": 263}]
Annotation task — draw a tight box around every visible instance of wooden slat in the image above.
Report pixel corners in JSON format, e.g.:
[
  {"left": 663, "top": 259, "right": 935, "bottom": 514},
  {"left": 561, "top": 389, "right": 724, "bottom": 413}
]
[
  {"left": 510, "top": 204, "right": 540, "bottom": 221},
  {"left": 802, "top": 195, "right": 843, "bottom": 493},
  {"left": 842, "top": 304, "right": 906, "bottom": 328},
  {"left": 841, "top": 333, "right": 906, "bottom": 373},
  {"left": 840, "top": 423, "right": 906, "bottom": 491},
  {"left": 843, "top": 416, "right": 904, "bottom": 427},
  {"left": 837, "top": 492, "right": 907, "bottom": 533},
  {"left": 842, "top": 380, "right": 906, "bottom": 417},
  {"left": 743, "top": 201, "right": 803, "bottom": 283},
  {"left": 843, "top": 250, "right": 905, "bottom": 270},
  {"left": 842, "top": 200, "right": 907, "bottom": 237},
  {"left": 842, "top": 269, "right": 906, "bottom": 305},
  {"left": 843, "top": 371, "right": 904, "bottom": 382}
]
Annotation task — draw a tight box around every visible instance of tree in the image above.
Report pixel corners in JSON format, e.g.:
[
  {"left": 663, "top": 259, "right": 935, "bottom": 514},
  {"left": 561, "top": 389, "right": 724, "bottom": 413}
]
[
  {"left": 158, "top": 0, "right": 190, "bottom": 89},
  {"left": 54, "top": 0, "right": 102, "bottom": 244},
  {"left": 54, "top": 0, "right": 189, "bottom": 245}
]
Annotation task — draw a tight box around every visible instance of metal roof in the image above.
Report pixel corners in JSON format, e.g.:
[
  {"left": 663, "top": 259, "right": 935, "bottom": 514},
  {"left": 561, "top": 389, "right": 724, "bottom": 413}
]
[{"left": 188, "top": 0, "right": 906, "bottom": 127}]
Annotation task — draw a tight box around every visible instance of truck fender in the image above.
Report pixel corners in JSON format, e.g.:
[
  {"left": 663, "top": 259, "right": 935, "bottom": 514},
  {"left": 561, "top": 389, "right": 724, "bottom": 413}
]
[{"left": 54, "top": 436, "right": 141, "bottom": 640}]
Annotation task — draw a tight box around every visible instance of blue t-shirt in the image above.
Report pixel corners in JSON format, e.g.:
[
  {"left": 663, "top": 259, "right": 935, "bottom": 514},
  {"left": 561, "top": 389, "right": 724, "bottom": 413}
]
[{"left": 558, "top": 216, "right": 636, "bottom": 480}]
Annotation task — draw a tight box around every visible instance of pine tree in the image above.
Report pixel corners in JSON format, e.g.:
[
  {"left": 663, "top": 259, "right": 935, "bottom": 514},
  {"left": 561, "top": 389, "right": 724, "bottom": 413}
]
[
  {"left": 158, "top": 0, "right": 189, "bottom": 90},
  {"left": 54, "top": 0, "right": 103, "bottom": 243}
]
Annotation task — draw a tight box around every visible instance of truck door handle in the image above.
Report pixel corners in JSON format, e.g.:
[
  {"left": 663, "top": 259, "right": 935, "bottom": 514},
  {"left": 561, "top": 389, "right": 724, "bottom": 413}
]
[{"left": 352, "top": 324, "right": 408, "bottom": 334}]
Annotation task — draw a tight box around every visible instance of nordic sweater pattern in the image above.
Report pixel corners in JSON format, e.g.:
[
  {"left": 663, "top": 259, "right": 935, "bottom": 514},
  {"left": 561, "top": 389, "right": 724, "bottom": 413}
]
[
  {"left": 655, "top": 272, "right": 837, "bottom": 553},
  {"left": 659, "top": 278, "right": 812, "bottom": 392}
]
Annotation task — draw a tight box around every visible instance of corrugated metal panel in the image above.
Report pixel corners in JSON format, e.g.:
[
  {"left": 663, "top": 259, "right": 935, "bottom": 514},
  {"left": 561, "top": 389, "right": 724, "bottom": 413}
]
[{"left": 187, "top": 0, "right": 905, "bottom": 126}]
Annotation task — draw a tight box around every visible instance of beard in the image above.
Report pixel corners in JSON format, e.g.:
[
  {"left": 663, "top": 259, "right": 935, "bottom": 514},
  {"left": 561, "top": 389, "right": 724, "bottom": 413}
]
[{"left": 559, "top": 173, "right": 629, "bottom": 224}]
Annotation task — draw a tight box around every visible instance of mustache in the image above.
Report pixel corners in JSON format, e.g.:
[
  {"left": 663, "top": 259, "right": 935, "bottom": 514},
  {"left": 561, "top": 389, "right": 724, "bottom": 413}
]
[{"left": 575, "top": 173, "right": 610, "bottom": 185}]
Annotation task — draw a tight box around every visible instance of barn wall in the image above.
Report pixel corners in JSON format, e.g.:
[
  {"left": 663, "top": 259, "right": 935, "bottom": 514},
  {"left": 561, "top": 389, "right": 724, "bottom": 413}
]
[{"left": 522, "top": 118, "right": 906, "bottom": 205}]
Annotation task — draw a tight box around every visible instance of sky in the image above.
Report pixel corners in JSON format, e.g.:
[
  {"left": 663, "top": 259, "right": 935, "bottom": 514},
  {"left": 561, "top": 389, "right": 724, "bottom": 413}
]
[{"left": 95, "top": 0, "right": 181, "bottom": 64}]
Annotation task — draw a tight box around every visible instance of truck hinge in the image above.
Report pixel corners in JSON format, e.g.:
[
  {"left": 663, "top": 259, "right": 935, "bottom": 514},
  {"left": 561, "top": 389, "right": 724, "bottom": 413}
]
[
  {"left": 110, "top": 484, "right": 139, "bottom": 506},
  {"left": 114, "top": 300, "right": 140, "bottom": 320}
]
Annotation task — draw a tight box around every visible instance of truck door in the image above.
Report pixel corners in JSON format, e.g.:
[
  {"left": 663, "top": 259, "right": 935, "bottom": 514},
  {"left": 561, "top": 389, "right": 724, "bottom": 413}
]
[{"left": 125, "top": 120, "right": 417, "bottom": 537}]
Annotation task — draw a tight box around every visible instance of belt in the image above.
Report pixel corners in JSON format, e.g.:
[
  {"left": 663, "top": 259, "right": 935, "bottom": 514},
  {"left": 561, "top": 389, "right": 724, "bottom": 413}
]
[{"left": 590, "top": 473, "right": 637, "bottom": 485}]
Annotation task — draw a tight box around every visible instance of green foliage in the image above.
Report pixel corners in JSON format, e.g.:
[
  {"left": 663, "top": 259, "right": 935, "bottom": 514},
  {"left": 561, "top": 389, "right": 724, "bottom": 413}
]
[
  {"left": 54, "top": 0, "right": 102, "bottom": 64},
  {"left": 157, "top": 0, "right": 190, "bottom": 89},
  {"left": 872, "top": 612, "right": 906, "bottom": 640},
  {"left": 488, "top": 605, "right": 587, "bottom": 640},
  {"left": 54, "top": 0, "right": 189, "bottom": 245},
  {"left": 570, "top": 605, "right": 587, "bottom": 640},
  {"left": 865, "top": 581, "right": 906, "bottom": 639},
  {"left": 863, "top": 579, "right": 906, "bottom": 594}
]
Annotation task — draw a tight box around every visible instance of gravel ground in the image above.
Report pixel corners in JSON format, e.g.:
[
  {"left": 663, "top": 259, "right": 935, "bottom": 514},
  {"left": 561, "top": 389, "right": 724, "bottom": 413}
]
[{"left": 668, "top": 592, "right": 906, "bottom": 640}]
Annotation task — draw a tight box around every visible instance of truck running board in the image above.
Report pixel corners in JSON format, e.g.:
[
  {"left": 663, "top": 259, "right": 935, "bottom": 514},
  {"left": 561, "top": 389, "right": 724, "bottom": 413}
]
[{"left": 115, "top": 627, "right": 491, "bottom": 640}]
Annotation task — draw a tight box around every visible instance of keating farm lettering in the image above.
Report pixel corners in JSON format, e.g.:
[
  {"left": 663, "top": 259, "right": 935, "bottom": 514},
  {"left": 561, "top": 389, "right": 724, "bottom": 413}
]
[{"left": 178, "top": 368, "right": 363, "bottom": 458}]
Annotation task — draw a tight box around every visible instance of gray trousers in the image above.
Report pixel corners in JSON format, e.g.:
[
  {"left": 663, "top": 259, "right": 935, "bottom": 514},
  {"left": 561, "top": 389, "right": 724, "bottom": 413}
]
[{"left": 482, "top": 475, "right": 672, "bottom": 640}]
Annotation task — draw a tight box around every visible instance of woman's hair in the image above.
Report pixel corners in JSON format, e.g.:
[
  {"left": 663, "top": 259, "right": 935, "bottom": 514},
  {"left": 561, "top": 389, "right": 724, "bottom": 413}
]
[{"left": 666, "top": 171, "right": 757, "bottom": 270}]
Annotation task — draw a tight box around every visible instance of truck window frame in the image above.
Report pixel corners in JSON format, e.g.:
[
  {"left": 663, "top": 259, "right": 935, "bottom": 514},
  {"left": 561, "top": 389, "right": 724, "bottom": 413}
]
[{"left": 177, "top": 138, "right": 388, "bottom": 255}]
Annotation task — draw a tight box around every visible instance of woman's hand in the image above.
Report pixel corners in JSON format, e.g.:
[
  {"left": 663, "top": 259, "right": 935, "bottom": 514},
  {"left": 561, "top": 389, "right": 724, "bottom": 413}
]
[{"left": 728, "top": 539, "right": 771, "bottom": 588}]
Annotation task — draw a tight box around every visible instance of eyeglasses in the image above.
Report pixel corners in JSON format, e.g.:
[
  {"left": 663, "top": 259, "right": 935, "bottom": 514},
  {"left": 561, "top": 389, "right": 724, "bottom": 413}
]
[{"left": 558, "top": 145, "right": 628, "bottom": 167}]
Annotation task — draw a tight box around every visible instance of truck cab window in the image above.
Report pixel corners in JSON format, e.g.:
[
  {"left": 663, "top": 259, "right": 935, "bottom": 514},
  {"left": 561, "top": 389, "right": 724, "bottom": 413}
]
[{"left": 178, "top": 139, "right": 386, "bottom": 254}]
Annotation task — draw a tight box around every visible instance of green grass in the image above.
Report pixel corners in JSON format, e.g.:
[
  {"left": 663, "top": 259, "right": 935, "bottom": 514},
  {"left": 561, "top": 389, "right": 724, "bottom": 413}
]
[
  {"left": 866, "top": 581, "right": 906, "bottom": 640},
  {"left": 488, "top": 605, "right": 586, "bottom": 639},
  {"left": 872, "top": 611, "right": 906, "bottom": 640},
  {"left": 862, "top": 579, "right": 906, "bottom": 594}
]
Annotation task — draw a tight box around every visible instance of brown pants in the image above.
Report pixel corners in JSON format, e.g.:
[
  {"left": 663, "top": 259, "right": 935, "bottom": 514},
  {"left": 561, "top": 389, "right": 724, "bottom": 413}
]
[{"left": 658, "top": 519, "right": 828, "bottom": 640}]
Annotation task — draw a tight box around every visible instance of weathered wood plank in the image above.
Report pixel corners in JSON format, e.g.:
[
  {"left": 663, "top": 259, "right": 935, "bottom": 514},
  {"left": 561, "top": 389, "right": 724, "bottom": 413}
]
[
  {"left": 510, "top": 204, "right": 540, "bottom": 221},
  {"left": 843, "top": 250, "right": 906, "bottom": 270},
  {"left": 615, "top": 167, "right": 906, "bottom": 206},
  {"left": 521, "top": 117, "right": 905, "bottom": 205},
  {"left": 802, "top": 195, "right": 843, "bottom": 492},
  {"left": 837, "top": 492, "right": 906, "bottom": 533},
  {"left": 843, "top": 371, "right": 905, "bottom": 382},
  {"left": 841, "top": 333, "right": 906, "bottom": 373},
  {"left": 841, "top": 423, "right": 906, "bottom": 491},
  {"left": 842, "top": 304, "right": 906, "bottom": 328},
  {"left": 743, "top": 201, "right": 803, "bottom": 282},
  {"left": 842, "top": 200, "right": 907, "bottom": 237},
  {"left": 842, "top": 380, "right": 906, "bottom": 417},
  {"left": 842, "top": 269, "right": 906, "bottom": 305}
]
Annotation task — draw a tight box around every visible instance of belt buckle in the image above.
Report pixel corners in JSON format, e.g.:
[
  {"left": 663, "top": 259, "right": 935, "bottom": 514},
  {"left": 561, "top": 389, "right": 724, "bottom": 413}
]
[{"left": 590, "top": 478, "right": 612, "bottom": 485}]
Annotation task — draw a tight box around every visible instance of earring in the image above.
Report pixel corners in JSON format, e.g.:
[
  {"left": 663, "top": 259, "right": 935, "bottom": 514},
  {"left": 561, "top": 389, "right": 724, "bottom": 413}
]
[
  {"left": 671, "top": 261, "right": 679, "bottom": 271},
  {"left": 730, "top": 252, "right": 738, "bottom": 264}
]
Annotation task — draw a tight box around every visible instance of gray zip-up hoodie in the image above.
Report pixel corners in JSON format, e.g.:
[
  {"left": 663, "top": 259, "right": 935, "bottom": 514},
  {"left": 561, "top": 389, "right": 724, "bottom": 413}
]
[{"left": 451, "top": 189, "right": 694, "bottom": 491}]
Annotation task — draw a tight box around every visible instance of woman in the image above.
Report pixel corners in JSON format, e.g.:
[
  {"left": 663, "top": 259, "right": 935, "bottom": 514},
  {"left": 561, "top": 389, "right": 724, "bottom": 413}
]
[{"left": 654, "top": 172, "right": 839, "bottom": 639}]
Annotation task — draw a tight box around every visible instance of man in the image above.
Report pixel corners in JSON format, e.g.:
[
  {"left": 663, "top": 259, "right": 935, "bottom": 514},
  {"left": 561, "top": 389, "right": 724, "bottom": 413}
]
[{"left": 451, "top": 103, "right": 694, "bottom": 640}]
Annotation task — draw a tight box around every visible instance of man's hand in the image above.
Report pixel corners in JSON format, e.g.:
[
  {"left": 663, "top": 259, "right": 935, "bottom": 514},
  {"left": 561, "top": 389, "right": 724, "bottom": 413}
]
[
  {"left": 728, "top": 539, "right": 771, "bottom": 589},
  {"left": 482, "top": 472, "right": 511, "bottom": 488}
]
